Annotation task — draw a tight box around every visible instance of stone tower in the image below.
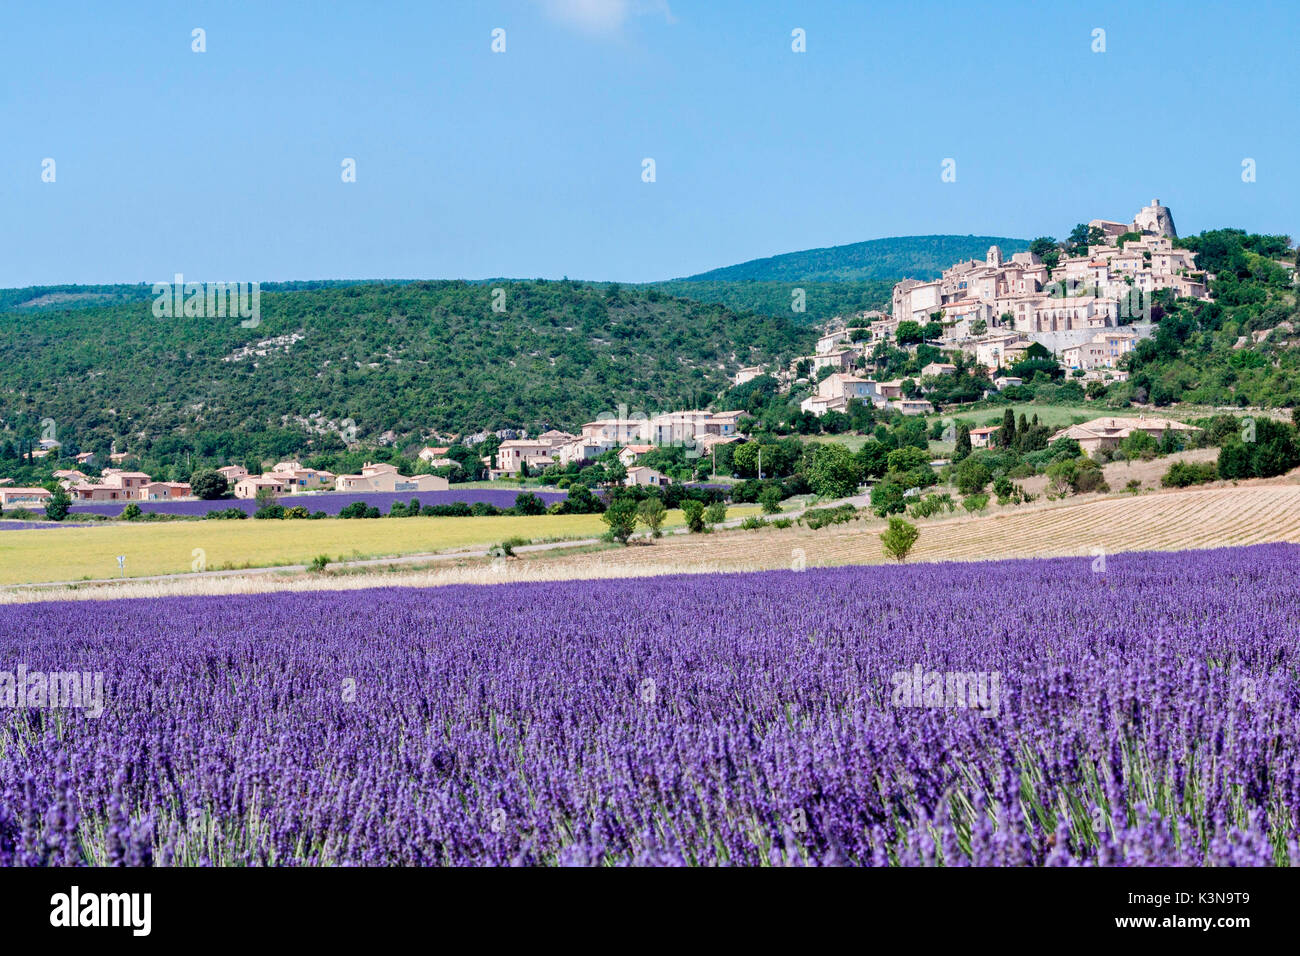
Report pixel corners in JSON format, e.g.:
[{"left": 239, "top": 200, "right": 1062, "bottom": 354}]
[
  {"left": 1131, "top": 199, "right": 1177, "bottom": 238},
  {"left": 986, "top": 245, "right": 1003, "bottom": 267}
]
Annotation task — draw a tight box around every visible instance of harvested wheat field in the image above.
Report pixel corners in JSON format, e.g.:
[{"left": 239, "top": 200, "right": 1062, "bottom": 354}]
[
  {"left": 502, "top": 482, "right": 1300, "bottom": 575},
  {"left": 5, "top": 482, "right": 1298, "bottom": 604}
]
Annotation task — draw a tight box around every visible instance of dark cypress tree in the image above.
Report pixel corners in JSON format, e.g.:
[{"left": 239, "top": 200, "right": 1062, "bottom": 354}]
[{"left": 953, "top": 424, "right": 972, "bottom": 462}]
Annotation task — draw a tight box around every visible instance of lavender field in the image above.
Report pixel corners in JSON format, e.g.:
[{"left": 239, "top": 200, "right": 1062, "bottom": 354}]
[
  {"left": 1, "top": 543, "right": 1297, "bottom": 866},
  {"left": 67, "top": 487, "right": 566, "bottom": 519}
]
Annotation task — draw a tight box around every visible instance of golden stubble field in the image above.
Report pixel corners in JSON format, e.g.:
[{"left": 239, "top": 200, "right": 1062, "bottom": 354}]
[
  {"left": 5, "top": 482, "right": 1299, "bottom": 604},
  {"left": 0, "top": 506, "right": 757, "bottom": 587}
]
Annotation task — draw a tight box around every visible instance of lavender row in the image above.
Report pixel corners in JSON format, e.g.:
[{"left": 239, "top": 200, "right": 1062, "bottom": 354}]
[
  {"left": 0, "top": 543, "right": 1297, "bottom": 865},
  {"left": 66, "top": 487, "right": 567, "bottom": 518}
]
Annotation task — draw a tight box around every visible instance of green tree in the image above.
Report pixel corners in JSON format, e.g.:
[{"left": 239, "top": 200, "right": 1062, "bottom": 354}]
[
  {"left": 855, "top": 439, "right": 890, "bottom": 478},
  {"left": 1217, "top": 441, "right": 1253, "bottom": 479},
  {"left": 601, "top": 498, "right": 639, "bottom": 544},
  {"left": 895, "top": 321, "right": 924, "bottom": 345},
  {"left": 870, "top": 481, "right": 906, "bottom": 516},
  {"left": 886, "top": 445, "right": 929, "bottom": 472},
  {"left": 1067, "top": 223, "right": 1091, "bottom": 253},
  {"left": 189, "top": 468, "right": 229, "bottom": 500},
  {"left": 637, "top": 497, "right": 667, "bottom": 538},
  {"left": 999, "top": 408, "right": 1017, "bottom": 448},
  {"left": 1045, "top": 458, "right": 1078, "bottom": 496},
  {"left": 955, "top": 457, "right": 992, "bottom": 495},
  {"left": 880, "top": 516, "right": 920, "bottom": 562},
  {"left": 759, "top": 485, "right": 783, "bottom": 514},
  {"left": 805, "top": 443, "right": 862, "bottom": 498},
  {"left": 953, "top": 424, "right": 972, "bottom": 462},
  {"left": 44, "top": 485, "right": 72, "bottom": 521},
  {"left": 514, "top": 492, "right": 547, "bottom": 515},
  {"left": 1029, "top": 236, "right": 1059, "bottom": 270},
  {"left": 680, "top": 499, "right": 706, "bottom": 533}
]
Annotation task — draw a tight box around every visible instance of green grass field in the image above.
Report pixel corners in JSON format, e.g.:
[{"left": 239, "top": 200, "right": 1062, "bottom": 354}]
[
  {"left": 0, "top": 507, "right": 758, "bottom": 586},
  {"left": 930, "top": 402, "right": 1099, "bottom": 430}
]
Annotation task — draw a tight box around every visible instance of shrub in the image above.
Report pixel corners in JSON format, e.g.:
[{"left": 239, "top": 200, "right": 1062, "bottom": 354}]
[
  {"left": 1162, "top": 460, "right": 1218, "bottom": 488},
  {"left": 880, "top": 517, "right": 920, "bottom": 562},
  {"left": 1118, "top": 429, "right": 1158, "bottom": 462},
  {"left": 204, "top": 507, "right": 248, "bottom": 520},
  {"left": 307, "top": 554, "right": 330, "bottom": 573},
  {"left": 962, "top": 493, "right": 989, "bottom": 514},
  {"left": 909, "top": 493, "right": 954, "bottom": 519},
  {"left": 121, "top": 503, "right": 143, "bottom": 521},
  {"left": 1072, "top": 458, "right": 1110, "bottom": 494},
  {"left": 802, "top": 504, "right": 857, "bottom": 530},
  {"left": 492, "top": 537, "right": 530, "bottom": 557},
  {"left": 703, "top": 501, "right": 728, "bottom": 526},
  {"left": 1046, "top": 457, "right": 1109, "bottom": 496},
  {"left": 680, "top": 500, "right": 706, "bottom": 533},
  {"left": 285, "top": 506, "right": 310, "bottom": 519},
  {"left": 422, "top": 502, "right": 473, "bottom": 518},
  {"left": 254, "top": 505, "right": 286, "bottom": 520},
  {"left": 739, "top": 516, "right": 767, "bottom": 530}
]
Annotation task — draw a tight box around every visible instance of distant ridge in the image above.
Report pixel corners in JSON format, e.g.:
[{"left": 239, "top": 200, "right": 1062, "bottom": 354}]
[{"left": 678, "top": 235, "right": 1032, "bottom": 284}]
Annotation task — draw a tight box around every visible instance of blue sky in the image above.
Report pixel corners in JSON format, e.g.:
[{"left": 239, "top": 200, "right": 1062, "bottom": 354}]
[{"left": 2, "top": 0, "right": 1296, "bottom": 287}]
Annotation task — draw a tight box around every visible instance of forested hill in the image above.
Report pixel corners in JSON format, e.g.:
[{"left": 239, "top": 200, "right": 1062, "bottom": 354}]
[
  {"left": 0, "top": 281, "right": 809, "bottom": 461},
  {"left": 0, "top": 279, "right": 402, "bottom": 313},
  {"left": 680, "top": 235, "right": 1032, "bottom": 283}
]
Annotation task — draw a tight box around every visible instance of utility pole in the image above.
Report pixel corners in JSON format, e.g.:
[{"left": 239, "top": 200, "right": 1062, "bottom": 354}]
[{"left": 758, "top": 446, "right": 763, "bottom": 481}]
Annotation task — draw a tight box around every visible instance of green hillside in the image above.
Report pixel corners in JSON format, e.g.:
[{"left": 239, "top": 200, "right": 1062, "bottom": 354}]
[
  {"left": 646, "top": 279, "right": 894, "bottom": 324},
  {"left": 0, "top": 281, "right": 810, "bottom": 464},
  {"left": 679, "top": 235, "right": 1032, "bottom": 283}
]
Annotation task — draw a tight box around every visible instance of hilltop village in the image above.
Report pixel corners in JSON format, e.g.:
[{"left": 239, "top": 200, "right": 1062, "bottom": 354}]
[
  {"left": 6, "top": 201, "right": 1292, "bottom": 512},
  {"left": 726, "top": 200, "right": 1214, "bottom": 421}
]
